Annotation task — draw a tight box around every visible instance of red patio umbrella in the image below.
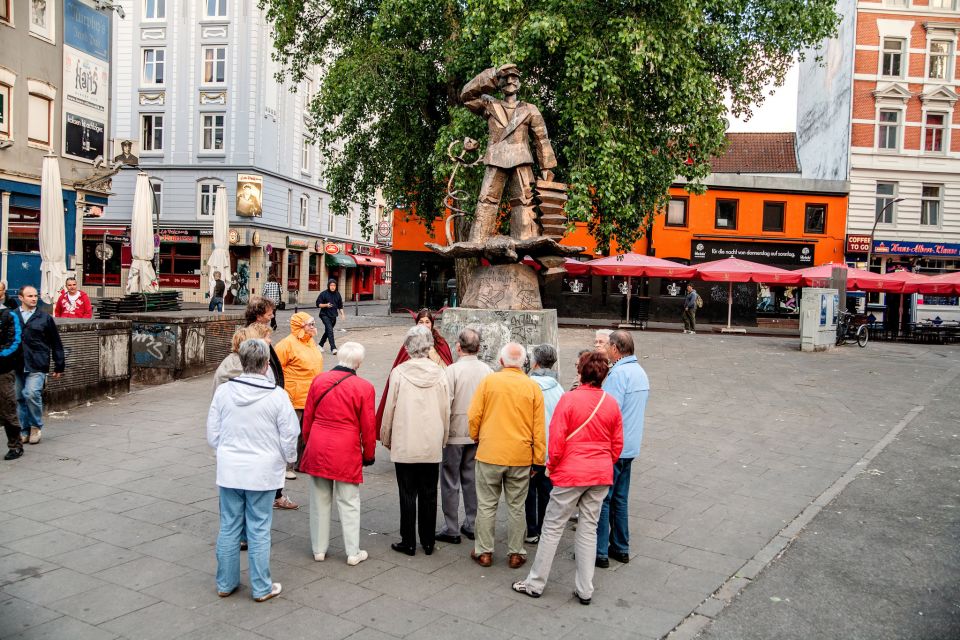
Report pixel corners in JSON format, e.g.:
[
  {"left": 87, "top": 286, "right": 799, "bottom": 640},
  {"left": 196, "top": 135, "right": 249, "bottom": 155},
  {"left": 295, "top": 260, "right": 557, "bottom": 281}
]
[
  {"left": 920, "top": 271, "right": 960, "bottom": 295},
  {"left": 694, "top": 257, "right": 802, "bottom": 331},
  {"left": 587, "top": 254, "right": 697, "bottom": 322},
  {"left": 795, "top": 263, "right": 892, "bottom": 292},
  {"left": 521, "top": 256, "right": 591, "bottom": 275},
  {"left": 881, "top": 269, "right": 933, "bottom": 294}
]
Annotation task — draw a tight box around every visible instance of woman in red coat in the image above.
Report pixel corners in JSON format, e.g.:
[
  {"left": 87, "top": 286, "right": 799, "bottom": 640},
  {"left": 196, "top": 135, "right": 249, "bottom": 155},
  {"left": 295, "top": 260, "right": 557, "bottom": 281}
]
[
  {"left": 375, "top": 308, "right": 452, "bottom": 430},
  {"left": 512, "top": 351, "right": 623, "bottom": 605},
  {"left": 300, "top": 341, "right": 377, "bottom": 567}
]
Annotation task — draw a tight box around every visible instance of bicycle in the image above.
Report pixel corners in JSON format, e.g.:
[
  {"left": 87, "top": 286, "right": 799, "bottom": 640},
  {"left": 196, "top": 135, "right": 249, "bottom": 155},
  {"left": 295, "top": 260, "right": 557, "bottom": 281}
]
[{"left": 836, "top": 311, "right": 869, "bottom": 348}]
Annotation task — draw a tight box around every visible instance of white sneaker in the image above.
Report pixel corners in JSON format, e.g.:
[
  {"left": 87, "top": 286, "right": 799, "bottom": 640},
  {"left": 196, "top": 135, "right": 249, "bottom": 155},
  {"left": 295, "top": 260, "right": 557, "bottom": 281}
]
[
  {"left": 690, "top": 331, "right": 696, "bottom": 334},
  {"left": 314, "top": 552, "right": 326, "bottom": 562},
  {"left": 285, "top": 470, "right": 297, "bottom": 480},
  {"left": 254, "top": 582, "right": 282, "bottom": 602},
  {"left": 682, "top": 330, "right": 689, "bottom": 334},
  {"left": 347, "top": 550, "right": 368, "bottom": 566}
]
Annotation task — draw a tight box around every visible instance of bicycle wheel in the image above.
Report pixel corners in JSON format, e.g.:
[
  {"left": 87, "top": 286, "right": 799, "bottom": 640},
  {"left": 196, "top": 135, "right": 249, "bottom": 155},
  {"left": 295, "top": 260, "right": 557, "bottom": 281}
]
[{"left": 857, "top": 325, "right": 869, "bottom": 348}]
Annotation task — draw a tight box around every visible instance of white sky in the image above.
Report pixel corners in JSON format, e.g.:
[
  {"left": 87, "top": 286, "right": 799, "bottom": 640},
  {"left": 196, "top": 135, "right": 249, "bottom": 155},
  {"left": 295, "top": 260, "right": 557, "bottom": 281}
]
[{"left": 725, "top": 63, "right": 799, "bottom": 133}]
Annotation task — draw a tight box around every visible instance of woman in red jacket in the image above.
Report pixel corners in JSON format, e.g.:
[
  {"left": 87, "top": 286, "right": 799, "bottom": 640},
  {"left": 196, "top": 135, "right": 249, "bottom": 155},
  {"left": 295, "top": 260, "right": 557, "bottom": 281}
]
[
  {"left": 511, "top": 351, "right": 623, "bottom": 605},
  {"left": 300, "top": 341, "right": 377, "bottom": 567}
]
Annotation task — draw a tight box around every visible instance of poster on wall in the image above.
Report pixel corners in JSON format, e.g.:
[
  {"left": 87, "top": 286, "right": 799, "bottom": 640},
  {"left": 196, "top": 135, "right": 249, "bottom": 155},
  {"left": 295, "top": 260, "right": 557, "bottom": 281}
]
[
  {"left": 30, "top": 0, "right": 56, "bottom": 42},
  {"left": 64, "top": 112, "right": 105, "bottom": 162},
  {"left": 63, "top": 0, "right": 109, "bottom": 61},
  {"left": 62, "top": 0, "right": 110, "bottom": 163},
  {"left": 63, "top": 49, "right": 108, "bottom": 114},
  {"left": 819, "top": 293, "right": 828, "bottom": 326},
  {"left": 236, "top": 174, "right": 264, "bottom": 217},
  {"left": 111, "top": 138, "right": 140, "bottom": 166}
]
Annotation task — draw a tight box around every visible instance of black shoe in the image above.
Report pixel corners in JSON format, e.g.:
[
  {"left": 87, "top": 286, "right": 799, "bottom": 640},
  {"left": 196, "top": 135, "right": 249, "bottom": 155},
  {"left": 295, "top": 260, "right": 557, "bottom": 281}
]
[
  {"left": 460, "top": 526, "right": 475, "bottom": 541},
  {"left": 435, "top": 533, "right": 461, "bottom": 544},
  {"left": 595, "top": 556, "right": 609, "bottom": 569},
  {"left": 3, "top": 448, "right": 23, "bottom": 461},
  {"left": 421, "top": 544, "right": 434, "bottom": 556},
  {"left": 573, "top": 590, "right": 591, "bottom": 605},
  {"left": 609, "top": 551, "right": 630, "bottom": 564},
  {"left": 391, "top": 542, "right": 416, "bottom": 557}
]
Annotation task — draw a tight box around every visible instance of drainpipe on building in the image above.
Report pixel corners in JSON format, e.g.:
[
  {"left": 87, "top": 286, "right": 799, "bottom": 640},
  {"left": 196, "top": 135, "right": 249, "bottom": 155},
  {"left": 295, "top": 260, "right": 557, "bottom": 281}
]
[{"left": 1, "top": 191, "right": 9, "bottom": 283}]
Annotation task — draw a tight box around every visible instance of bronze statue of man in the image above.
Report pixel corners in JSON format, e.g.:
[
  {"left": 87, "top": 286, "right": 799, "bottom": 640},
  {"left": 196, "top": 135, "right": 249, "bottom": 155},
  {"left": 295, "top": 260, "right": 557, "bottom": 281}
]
[{"left": 461, "top": 64, "right": 557, "bottom": 243}]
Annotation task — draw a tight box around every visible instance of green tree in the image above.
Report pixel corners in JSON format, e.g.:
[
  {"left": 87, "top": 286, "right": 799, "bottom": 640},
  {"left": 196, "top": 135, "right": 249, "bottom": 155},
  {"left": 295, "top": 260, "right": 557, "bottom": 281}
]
[{"left": 262, "top": 0, "right": 838, "bottom": 252}]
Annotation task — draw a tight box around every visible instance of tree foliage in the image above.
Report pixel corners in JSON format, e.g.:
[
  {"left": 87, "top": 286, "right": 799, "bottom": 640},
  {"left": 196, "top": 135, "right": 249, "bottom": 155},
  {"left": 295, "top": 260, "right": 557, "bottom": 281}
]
[{"left": 262, "top": 0, "right": 838, "bottom": 251}]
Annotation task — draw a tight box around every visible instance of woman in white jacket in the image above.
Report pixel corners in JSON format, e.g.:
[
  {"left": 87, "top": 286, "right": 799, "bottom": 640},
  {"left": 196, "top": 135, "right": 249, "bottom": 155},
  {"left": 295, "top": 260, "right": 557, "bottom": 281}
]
[{"left": 207, "top": 339, "right": 299, "bottom": 602}]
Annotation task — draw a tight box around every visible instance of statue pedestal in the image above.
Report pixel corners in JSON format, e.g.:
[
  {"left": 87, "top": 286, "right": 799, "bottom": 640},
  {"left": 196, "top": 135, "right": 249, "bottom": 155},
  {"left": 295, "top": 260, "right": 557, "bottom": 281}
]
[
  {"left": 439, "top": 307, "right": 559, "bottom": 371},
  {"left": 461, "top": 264, "right": 542, "bottom": 310}
]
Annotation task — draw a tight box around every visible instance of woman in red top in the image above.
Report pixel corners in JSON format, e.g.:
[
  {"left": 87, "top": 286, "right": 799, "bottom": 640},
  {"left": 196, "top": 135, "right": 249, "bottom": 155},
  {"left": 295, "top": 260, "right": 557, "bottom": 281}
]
[
  {"left": 512, "top": 351, "right": 623, "bottom": 605},
  {"left": 300, "top": 341, "right": 377, "bottom": 567},
  {"left": 53, "top": 278, "right": 93, "bottom": 318},
  {"left": 375, "top": 308, "right": 452, "bottom": 429}
]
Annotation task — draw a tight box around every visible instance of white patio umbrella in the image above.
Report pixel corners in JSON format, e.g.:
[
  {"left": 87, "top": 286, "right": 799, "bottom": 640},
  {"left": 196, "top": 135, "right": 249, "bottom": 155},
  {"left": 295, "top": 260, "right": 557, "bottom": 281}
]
[
  {"left": 206, "top": 185, "right": 231, "bottom": 295},
  {"left": 125, "top": 172, "right": 159, "bottom": 294},
  {"left": 39, "top": 153, "right": 68, "bottom": 304}
]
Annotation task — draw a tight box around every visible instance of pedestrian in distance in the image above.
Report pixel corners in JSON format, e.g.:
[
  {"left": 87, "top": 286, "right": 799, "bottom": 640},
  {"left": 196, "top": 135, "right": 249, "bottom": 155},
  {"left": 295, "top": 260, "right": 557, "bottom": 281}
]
[
  {"left": 595, "top": 330, "right": 650, "bottom": 569},
  {"left": 207, "top": 338, "right": 299, "bottom": 602},
  {"left": 15, "top": 285, "right": 64, "bottom": 445},
  {"left": 525, "top": 344, "right": 564, "bottom": 544},
  {"left": 682, "top": 283, "right": 700, "bottom": 334},
  {"left": 436, "top": 327, "right": 492, "bottom": 545},
  {"left": 300, "top": 342, "right": 376, "bottom": 566},
  {"left": 209, "top": 272, "right": 226, "bottom": 313},
  {"left": 262, "top": 277, "right": 282, "bottom": 330},
  {"left": 379, "top": 325, "right": 451, "bottom": 557},
  {"left": 0, "top": 301, "right": 24, "bottom": 460},
  {"left": 468, "top": 342, "right": 546, "bottom": 569},
  {"left": 316, "top": 278, "right": 345, "bottom": 354},
  {"left": 511, "top": 351, "right": 623, "bottom": 604},
  {"left": 53, "top": 277, "right": 93, "bottom": 318}
]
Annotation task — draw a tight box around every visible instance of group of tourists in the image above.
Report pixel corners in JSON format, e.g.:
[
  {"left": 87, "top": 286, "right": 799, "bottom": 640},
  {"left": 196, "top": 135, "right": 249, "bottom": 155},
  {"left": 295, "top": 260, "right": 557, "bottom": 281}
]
[{"left": 206, "top": 299, "right": 650, "bottom": 605}]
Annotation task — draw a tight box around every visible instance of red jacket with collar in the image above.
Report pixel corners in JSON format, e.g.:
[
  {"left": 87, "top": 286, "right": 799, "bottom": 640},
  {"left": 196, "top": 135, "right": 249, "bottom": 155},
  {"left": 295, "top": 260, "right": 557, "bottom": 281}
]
[
  {"left": 54, "top": 290, "right": 93, "bottom": 318},
  {"left": 301, "top": 367, "right": 377, "bottom": 484},
  {"left": 546, "top": 385, "right": 623, "bottom": 487}
]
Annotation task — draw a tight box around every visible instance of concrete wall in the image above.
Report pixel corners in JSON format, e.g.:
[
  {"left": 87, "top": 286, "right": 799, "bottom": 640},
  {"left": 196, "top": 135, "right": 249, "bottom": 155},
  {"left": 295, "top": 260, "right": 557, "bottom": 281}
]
[{"left": 44, "top": 318, "right": 132, "bottom": 411}]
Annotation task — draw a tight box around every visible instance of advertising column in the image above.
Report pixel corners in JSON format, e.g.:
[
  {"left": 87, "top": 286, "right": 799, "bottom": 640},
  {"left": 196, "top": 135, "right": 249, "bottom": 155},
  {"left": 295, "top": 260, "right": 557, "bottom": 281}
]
[{"left": 62, "top": 0, "right": 110, "bottom": 164}]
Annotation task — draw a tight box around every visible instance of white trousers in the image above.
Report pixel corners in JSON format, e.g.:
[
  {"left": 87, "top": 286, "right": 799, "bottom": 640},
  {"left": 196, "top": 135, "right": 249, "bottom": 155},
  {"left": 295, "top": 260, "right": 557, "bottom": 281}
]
[{"left": 308, "top": 476, "right": 361, "bottom": 558}]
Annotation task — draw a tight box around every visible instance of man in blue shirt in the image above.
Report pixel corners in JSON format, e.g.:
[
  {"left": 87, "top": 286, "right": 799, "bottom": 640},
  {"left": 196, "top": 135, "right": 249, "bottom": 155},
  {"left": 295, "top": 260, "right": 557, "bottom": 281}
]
[{"left": 596, "top": 330, "right": 649, "bottom": 568}]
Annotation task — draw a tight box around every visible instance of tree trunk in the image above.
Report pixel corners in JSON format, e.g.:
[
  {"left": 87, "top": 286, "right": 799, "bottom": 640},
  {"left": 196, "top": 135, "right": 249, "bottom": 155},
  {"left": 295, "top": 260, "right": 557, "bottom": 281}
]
[{"left": 453, "top": 215, "right": 477, "bottom": 303}]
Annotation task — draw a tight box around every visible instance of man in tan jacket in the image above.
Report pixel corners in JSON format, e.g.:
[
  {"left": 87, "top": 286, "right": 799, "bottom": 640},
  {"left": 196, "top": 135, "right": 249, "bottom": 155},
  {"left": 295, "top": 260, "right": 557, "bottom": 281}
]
[
  {"left": 468, "top": 342, "right": 546, "bottom": 569},
  {"left": 437, "top": 329, "right": 492, "bottom": 545}
]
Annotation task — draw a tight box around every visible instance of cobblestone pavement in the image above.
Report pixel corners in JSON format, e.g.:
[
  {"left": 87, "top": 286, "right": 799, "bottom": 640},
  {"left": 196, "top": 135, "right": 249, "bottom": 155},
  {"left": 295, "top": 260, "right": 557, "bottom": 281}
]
[{"left": 1, "top": 328, "right": 957, "bottom": 640}]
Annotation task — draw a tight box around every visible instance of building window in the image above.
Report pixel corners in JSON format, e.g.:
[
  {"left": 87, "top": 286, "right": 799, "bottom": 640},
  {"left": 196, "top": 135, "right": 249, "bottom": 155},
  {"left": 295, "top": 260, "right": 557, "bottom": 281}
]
[
  {"left": 875, "top": 183, "right": 898, "bottom": 223},
  {"left": 27, "top": 93, "right": 52, "bottom": 146},
  {"left": 198, "top": 181, "right": 220, "bottom": 216},
  {"left": 0, "top": 83, "right": 11, "bottom": 138},
  {"left": 202, "top": 47, "right": 226, "bottom": 84},
  {"left": 924, "top": 112, "right": 946, "bottom": 152},
  {"left": 804, "top": 204, "right": 826, "bottom": 234},
  {"left": 159, "top": 243, "right": 201, "bottom": 279},
  {"left": 326, "top": 207, "right": 335, "bottom": 233},
  {"left": 144, "top": 0, "right": 165, "bottom": 20},
  {"left": 881, "top": 39, "right": 905, "bottom": 78},
  {"left": 715, "top": 199, "right": 738, "bottom": 229},
  {"left": 930, "top": 0, "right": 955, "bottom": 9},
  {"left": 142, "top": 49, "right": 166, "bottom": 85},
  {"left": 301, "top": 137, "right": 311, "bottom": 173},
  {"left": 929, "top": 41, "right": 952, "bottom": 80},
  {"left": 921, "top": 185, "right": 942, "bottom": 226},
  {"left": 878, "top": 110, "right": 900, "bottom": 150},
  {"left": 762, "top": 202, "right": 785, "bottom": 232},
  {"left": 884, "top": 0, "right": 908, "bottom": 6},
  {"left": 205, "top": 0, "right": 227, "bottom": 18},
  {"left": 1, "top": 1, "right": 11, "bottom": 24},
  {"left": 287, "top": 189, "right": 293, "bottom": 225},
  {"left": 299, "top": 196, "right": 308, "bottom": 227},
  {"left": 201, "top": 113, "right": 224, "bottom": 151},
  {"left": 151, "top": 180, "right": 163, "bottom": 217},
  {"left": 345, "top": 207, "right": 353, "bottom": 234},
  {"left": 665, "top": 198, "right": 687, "bottom": 226},
  {"left": 141, "top": 114, "right": 164, "bottom": 151}
]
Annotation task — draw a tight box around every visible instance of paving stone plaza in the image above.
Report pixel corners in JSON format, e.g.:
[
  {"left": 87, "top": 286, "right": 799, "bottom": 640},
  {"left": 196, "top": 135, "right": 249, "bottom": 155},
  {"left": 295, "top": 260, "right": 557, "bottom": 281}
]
[{"left": 1, "top": 317, "right": 958, "bottom": 640}]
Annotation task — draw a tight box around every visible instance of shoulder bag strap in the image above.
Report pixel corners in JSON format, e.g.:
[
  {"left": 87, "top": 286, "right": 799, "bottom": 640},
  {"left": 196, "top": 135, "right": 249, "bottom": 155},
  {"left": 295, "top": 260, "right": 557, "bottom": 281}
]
[
  {"left": 312, "top": 371, "right": 355, "bottom": 408},
  {"left": 564, "top": 392, "right": 606, "bottom": 442}
]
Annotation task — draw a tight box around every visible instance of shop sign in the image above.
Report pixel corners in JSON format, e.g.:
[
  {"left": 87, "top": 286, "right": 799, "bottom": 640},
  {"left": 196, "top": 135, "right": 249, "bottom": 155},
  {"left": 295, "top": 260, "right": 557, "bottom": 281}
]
[
  {"left": 64, "top": 0, "right": 110, "bottom": 61},
  {"left": 286, "top": 236, "right": 309, "bottom": 250},
  {"left": 846, "top": 234, "right": 871, "bottom": 253},
  {"left": 228, "top": 229, "right": 241, "bottom": 245},
  {"left": 691, "top": 240, "right": 814, "bottom": 266},
  {"left": 63, "top": 111, "right": 106, "bottom": 163},
  {"left": 159, "top": 274, "right": 201, "bottom": 288},
  {"left": 324, "top": 242, "right": 342, "bottom": 255},
  {"left": 353, "top": 244, "right": 372, "bottom": 255},
  {"left": 872, "top": 240, "right": 960, "bottom": 257},
  {"left": 251, "top": 231, "right": 261, "bottom": 247},
  {"left": 157, "top": 229, "right": 199, "bottom": 243},
  {"left": 62, "top": 0, "right": 110, "bottom": 164},
  {"left": 377, "top": 221, "right": 391, "bottom": 238}
]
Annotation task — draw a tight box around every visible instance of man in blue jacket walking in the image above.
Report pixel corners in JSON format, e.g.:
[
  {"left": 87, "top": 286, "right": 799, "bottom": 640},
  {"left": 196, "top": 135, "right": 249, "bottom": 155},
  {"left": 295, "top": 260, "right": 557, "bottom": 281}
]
[
  {"left": 596, "top": 330, "right": 649, "bottom": 568},
  {"left": 0, "top": 297, "right": 24, "bottom": 460},
  {"left": 16, "top": 286, "right": 64, "bottom": 445}
]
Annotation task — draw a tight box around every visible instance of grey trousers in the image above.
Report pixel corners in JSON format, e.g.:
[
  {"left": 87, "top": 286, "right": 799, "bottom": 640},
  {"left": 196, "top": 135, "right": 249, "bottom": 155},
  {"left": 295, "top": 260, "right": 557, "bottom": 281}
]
[
  {"left": 438, "top": 443, "right": 477, "bottom": 535},
  {"left": 522, "top": 484, "right": 608, "bottom": 599},
  {"left": 308, "top": 476, "right": 361, "bottom": 558},
  {"left": 475, "top": 462, "right": 530, "bottom": 556}
]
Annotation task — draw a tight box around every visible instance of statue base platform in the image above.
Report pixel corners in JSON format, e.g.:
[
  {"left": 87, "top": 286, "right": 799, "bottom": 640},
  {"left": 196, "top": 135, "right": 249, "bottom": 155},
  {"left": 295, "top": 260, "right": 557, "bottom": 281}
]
[
  {"left": 439, "top": 307, "right": 559, "bottom": 371},
  {"left": 425, "top": 235, "right": 584, "bottom": 264},
  {"left": 461, "top": 264, "right": 542, "bottom": 310}
]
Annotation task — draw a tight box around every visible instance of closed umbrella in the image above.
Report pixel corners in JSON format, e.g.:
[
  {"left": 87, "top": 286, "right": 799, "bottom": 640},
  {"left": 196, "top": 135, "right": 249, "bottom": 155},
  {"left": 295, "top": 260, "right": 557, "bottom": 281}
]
[
  {"left": 39, "top": 153, "right": 68, "bottom": 304},
  {"left": 125, "top": 172, "right": 159, "bottom": 294},
  {"left": 206, "top": 185, "right": 231, "bottom": 296},
  {"left": 587, "top": 253, "right": 697, "bottom": 321},
  {"left": 694, "top": 257, "right": 802, "bottom": 331}
]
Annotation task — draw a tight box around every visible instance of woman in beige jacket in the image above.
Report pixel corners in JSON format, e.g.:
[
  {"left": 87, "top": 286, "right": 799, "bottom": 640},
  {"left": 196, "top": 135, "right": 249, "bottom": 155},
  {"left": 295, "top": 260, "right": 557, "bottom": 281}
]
[{"left": 379, "top": 325, "right": 451, "bottom": 557}]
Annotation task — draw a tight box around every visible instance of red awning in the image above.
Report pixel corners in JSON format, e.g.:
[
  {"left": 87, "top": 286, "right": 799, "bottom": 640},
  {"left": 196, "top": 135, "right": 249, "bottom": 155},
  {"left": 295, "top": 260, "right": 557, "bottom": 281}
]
[
  {"left": 351, "top": 254, "right": 386, "bottom": 267},
  {"left": 795, "top": 263, "right": 891, "bottom": 292},
  {"left": 694, "top": 257, "right": 802, "bottom": 284},
  {"left": 921, "top": 271, "right": 960, "bottom": 295}
]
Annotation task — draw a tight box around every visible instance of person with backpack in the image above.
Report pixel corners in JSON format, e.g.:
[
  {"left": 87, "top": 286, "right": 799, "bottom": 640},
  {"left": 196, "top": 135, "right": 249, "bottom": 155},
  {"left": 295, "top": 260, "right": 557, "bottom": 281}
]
[{"left": 682, "top": 283, "right": 701, "bottom": 334}]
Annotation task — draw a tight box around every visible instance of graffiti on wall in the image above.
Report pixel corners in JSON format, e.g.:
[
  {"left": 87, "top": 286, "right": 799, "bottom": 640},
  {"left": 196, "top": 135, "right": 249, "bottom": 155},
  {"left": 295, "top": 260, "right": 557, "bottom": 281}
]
[{"left": 132, "top": 323, "right": 177, "bottom": 368}]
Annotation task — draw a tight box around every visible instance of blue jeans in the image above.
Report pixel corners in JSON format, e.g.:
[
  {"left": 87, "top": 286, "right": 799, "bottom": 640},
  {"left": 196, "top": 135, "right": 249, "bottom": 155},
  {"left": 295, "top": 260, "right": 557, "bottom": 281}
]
[
  {"left": 216, "top": 487, "right": 274, "bottom": 599},
  {"left": 15, "top": 371, "right": 46, "bottom": 435},
  {"left": 208, "top": 297, "right": 224, "bottom": 312},
  {"left": 596, "top": 457, "right": 633, "bottom": 558}
]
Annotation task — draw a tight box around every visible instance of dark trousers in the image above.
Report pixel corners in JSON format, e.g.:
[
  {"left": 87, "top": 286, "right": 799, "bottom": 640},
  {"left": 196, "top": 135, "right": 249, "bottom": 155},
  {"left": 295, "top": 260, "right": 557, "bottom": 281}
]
[
  {"left": 208, "top": 296, "right": 223, "bottom": 312},
  {"left": 0, "top": 371, "right": 21, "bottom": 452},
  {"left": 395, "top": 462, "right": 439, "bottom": 548},
  {"left": 682, "top": 309, "right": 696, "bottom": 331},
  {"left": 525, "top": 466, "right": 553, "bottom": 537},
  {"left": 318, "top": 315, "right": 337, "bottom": 351}
]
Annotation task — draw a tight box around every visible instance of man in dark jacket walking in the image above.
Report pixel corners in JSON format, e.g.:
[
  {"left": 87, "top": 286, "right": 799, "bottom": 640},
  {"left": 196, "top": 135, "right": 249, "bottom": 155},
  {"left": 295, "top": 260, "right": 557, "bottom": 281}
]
[
  {"left": 16, "top": 286, "right": 64, "bottom": 445},
  {"left": 0, "top": 301, "right": 24, "bottom": 460},
  {"left": 315, "top": 279, "right": 344, "bottom": 355}
]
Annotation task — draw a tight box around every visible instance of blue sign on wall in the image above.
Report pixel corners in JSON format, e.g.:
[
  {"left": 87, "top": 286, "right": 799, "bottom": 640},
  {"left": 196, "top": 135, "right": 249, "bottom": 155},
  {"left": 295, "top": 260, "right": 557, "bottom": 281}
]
[
  {"left": 873, "top": 240, "right": 960, "bottom": 257},
  {"left": 64, "top": 0, "right": 110, "bottom": 62}
]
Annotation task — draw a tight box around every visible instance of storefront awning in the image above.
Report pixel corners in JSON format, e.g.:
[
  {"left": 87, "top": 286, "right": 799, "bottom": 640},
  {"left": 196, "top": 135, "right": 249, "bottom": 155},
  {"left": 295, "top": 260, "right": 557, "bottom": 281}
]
[
  {"left": 352, "top": 255, "right": 386, "bottom": 267},
  {"left": 326, "top": 253, "right": 356, "bottom": 268}
]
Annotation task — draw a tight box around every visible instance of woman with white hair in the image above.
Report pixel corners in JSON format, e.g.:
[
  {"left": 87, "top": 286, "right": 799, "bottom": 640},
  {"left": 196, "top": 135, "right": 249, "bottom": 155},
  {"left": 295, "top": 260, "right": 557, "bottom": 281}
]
[
  {"left": 380, "top": 325, "right": 451, "bottom": 557},
  {"left": 300, "top": 342, "right": 377, "bottom": 566},
  {"left": 207, "top": 339, "right": 300, "bottom": 602}
]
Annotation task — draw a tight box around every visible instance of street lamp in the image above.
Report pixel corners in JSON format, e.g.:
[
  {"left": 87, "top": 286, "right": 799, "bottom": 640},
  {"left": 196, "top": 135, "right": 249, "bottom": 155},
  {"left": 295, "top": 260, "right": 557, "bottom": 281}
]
[{"left": 866, "top": 197, "right": 905, "bottom": 272}]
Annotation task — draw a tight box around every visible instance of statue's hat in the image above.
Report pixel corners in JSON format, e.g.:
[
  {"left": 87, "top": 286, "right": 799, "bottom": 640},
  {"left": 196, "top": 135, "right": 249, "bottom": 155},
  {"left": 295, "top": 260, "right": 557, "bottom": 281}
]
[{"left": 496, "top": 64, "right": 521, "bottom": 79}]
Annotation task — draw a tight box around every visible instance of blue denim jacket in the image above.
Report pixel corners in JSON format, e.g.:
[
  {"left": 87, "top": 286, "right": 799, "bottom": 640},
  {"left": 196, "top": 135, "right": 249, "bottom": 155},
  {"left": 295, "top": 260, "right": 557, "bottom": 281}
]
[{"left": 602, "top": 355, "right": 649, "bottom": 459}]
